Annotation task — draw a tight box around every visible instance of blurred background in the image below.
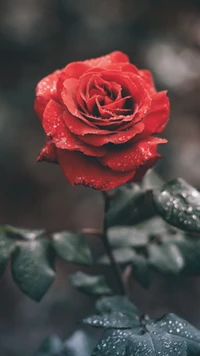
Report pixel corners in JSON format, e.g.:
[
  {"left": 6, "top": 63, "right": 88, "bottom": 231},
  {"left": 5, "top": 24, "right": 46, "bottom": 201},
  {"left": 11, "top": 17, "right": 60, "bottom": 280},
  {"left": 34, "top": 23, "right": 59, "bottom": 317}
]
[{"left": 0, "top": 0, "right": 200, "bottom": 355}]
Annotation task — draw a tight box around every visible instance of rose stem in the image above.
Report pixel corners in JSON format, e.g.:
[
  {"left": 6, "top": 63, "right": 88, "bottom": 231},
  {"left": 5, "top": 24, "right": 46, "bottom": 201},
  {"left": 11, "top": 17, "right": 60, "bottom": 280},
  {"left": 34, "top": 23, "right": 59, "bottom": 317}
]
[{"left": 102, "top": 191, "right": 126, "bottom": 295}]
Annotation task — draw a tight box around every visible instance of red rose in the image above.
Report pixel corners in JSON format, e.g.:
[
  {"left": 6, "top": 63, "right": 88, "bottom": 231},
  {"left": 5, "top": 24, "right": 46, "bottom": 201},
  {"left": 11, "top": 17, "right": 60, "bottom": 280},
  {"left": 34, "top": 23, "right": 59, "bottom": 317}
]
[{"left": 34, "top": 51, "right": 169, "bottom": 190}]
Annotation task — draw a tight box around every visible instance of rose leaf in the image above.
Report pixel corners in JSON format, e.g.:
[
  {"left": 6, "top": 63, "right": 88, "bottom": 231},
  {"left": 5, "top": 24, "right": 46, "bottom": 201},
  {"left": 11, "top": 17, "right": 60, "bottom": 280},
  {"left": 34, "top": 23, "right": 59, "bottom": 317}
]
[
  {"left": 153, "top": 178, "right": 200, "bottom": 233},
  {"left": 52, "top": 232, "right": 92, "bottom": 266},
  {"left": 11, "top": 238, "right": 55, "bottom": 302},
  {"left": 69, "top": 272, "right": 113, "bottom": 296}
]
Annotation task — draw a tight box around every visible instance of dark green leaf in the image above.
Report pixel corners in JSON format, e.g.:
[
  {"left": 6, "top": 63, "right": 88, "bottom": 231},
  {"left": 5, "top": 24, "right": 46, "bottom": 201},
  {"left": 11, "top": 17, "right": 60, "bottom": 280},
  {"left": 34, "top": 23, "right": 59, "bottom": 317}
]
[
  {"left": 52, "top": 232, "right": 92, "bottom": 266},
  {"left": 92, "top": 313, "right": 200, "bottom": 356},
  {"left": 83, "top": 296, "right": 139, "bottom": 328},
  {"left": 148, "top": 242, "right": 184, "bottom": 274},
  {"left": 153, "top": 178, "right": 200, "bottom": 233},
  {"left": 106, "top": 185, "right": 155, "bottom": 228},
  {"left": 83, "top": 310, "right": 139, "bottom": 329},
  {"left": 12, "top": 239, "right": 55, "bottom": 301},
  {"left": 136, "top": 216, "right": 169, "bottom": 236},
  {"left": 35, "top": 335, "right": 64, "bottom": 356},
  {"left": 98, "top": 248, "right": 136, "bottom": 264},
  {"left": 108, "top": 227, "right": 148, "bottom": 248},
  {"left": 0, "top": 233, "right": 16, "bottom": 275},
  {"left": 132, "top": 254, "right": 151, "bottom": 289},
  {"left": 69, "top": 272, "right": 113, "bottom": 296},
  {"left": 0, "top": 225, "right": 45, "bottom": 240}
]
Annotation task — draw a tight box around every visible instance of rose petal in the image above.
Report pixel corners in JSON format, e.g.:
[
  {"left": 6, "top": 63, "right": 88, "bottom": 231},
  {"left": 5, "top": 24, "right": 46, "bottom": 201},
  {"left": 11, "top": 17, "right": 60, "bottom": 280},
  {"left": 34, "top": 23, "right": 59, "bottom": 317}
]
[
  {"left": 99, "top": 137, "right": 167, "bottom": 172},
  {"left": 61, "top": 78, "right": 97, "bottom": 127},
  {"left": 57, "top": 149, "right": 135, "bottom": 191},
  {"left": 84, "top": 70, "right": 152, "bottom": 125},
  {"left": 43, "top": 100, "right": 106, "bottom": 157},
  {"left": 35, "top": 70, "right": 61, "bottom": 120},
  {"left": 105, "top": 62, "right": 140, "bottom": 75},
  {"left": 83, "top": 51, "right": 130, "bottom": 68},
  {"left": 130, "top": 155, "right": 160, "bottom": 182},
  {"left": 37, "top": 137, "right": 58, "bottom": 163},
  {"left": 34, "top": 96, "right": 48, "bottom": 122},
  {"left": 63, "top": 110, "right": 111, "bottom": 135},
  {"left": 139, "top": 70, "right": 156, "bottom": 95},
  {"left": 143, "top": 91, "right": 170, "bottom": 134},
  {"left": 57, "top": 62, "right": 90, "bottom": 95},
  {"left": 80, "top": 122, "right": 144, "bottom": 146}
]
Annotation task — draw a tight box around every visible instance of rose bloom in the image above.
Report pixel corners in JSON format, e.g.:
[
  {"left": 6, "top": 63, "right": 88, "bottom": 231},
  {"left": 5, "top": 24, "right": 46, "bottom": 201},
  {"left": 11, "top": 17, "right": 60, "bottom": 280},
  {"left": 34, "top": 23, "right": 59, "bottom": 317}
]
[{"left": 34, "top": 51, "right": 169, "bottom": 190}]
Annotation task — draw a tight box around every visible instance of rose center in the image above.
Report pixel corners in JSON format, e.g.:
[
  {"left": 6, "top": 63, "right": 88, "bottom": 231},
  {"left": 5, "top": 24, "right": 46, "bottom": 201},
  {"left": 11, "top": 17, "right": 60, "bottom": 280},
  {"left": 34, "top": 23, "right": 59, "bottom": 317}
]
[{"left": 89, "top": 81, "right": 134, "bottom": 118}]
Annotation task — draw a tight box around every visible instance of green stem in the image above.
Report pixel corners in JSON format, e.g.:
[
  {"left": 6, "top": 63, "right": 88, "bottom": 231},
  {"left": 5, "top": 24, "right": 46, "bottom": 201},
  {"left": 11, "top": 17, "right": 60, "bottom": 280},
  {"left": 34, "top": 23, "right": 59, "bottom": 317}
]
[{"left": 102, "top": 192, "right": 126, "bottom": 295}]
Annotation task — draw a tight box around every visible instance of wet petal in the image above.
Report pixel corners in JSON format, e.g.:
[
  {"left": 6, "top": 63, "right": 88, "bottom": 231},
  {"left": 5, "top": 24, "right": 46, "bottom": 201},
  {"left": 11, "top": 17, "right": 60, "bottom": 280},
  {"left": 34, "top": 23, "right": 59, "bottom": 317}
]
[
  {"left": 99, "top": 137, "right": 167, "bottom": 172},
  {"left": 63, "top": 110, "right": 111, "bottom": 135},
  {"left": 143, "top": 91, "right": 170, "bottom": 134},
  {"left": 37, "top": 137, "right": 58, "bottom": 163},
  {"left": 139, "top": 70, "right": 157, "bottom": 95},
  {"left": 61, "top": 78, "right": 96, "bottom": 127},
  {"left": 35, "top": 70, "right": 61, "bottom": 120},
  {"left": 57, "top": 62, "right": 89, "bottom": 94},
  {"left": 105, "top": 62, "right": 139, "bottom": 75},
  {"left": 130, "top": 155, "right": 160, "bottom": 182},
  {"left": 83, "top": 51, "right": 130, "bottom": 68},
  {"left": 43, "top": 100, "right": 106, "bottom": 157},
  {"left": 57, "top": 149, "right": 135, "bottom": 191}
]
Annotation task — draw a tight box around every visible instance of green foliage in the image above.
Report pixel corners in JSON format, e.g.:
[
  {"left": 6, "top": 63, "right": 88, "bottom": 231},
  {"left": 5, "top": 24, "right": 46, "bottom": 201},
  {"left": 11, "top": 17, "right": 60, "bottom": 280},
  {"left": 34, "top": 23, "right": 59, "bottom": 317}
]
[
  {"left": 99, "top": 216, "right": 200, "bottom": 287},
  {"left": 1, "top": 171, "right": 200, "bottom": 306},
  {"left": 148, "top": 241, "right": 184, "bottom": 274},
  {"left": 84, "top": 296, "right": 200, "bottom": 356},
  {"left": 0, "top": 225, "right": 45, "bottom": 239},
  {"left": 83, "top": 296, "right": 139, "bottom": 328},
  {"left": 153, "top": 178, "right": 200, "bottom": 233},
  {"left": 98, "top": 247, "right": 136, "bottom": 264},
  {"left": 0, "top": 226, "right": 93, "bottom": 301},
  {"left": 108, "top": 226, "right": 148, "bottom": 248},
  {"left": 52, "top": 231, "right": 92, "bottom": 265},
  {"left": 105, "top": 185, "right": 154, "bottom": 228},
  {"left": 3, "top": 170, "right": 200, "bottom": 356},
  {"left": 0, "top": 232, "right": 16, "bottom": 275},
  {"left": 12, "top": 239, "right": 55, "bottom": 301},
  {"left": 69, "top": 272, "right": 113, "bottom": 296}
]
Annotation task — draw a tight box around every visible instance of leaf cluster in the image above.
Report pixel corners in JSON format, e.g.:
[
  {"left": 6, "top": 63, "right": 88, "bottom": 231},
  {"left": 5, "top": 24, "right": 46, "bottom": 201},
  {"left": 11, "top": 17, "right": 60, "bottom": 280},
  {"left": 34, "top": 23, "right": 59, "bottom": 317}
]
[
  {"left": 36, "top": 296, "right": 200, "bottom": 356},
  {"left": 100, "top": 172, "right": 200, "bottom": 288},
  {"left": 0, "top": 226, "right": 93, "bottom": 301}
]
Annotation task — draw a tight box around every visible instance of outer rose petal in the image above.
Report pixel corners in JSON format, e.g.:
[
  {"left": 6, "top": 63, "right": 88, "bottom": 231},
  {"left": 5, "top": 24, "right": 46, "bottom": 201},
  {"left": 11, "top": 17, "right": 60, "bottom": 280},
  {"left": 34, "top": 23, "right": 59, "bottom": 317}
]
[
  {"left": 105, "top": 62, "right": 139, "bottom": 75},
  {"left": 34, "top": 97, "right": 48, "bottom": 122},
  {"left": 57, "top": 149, "right": 135, "bottom": 191},
  {"left": 57, "top": 62, "right": 90, "bottom": 95},
  {"left": 139, "top": 70, "right": 156, "bottom": 95},
  {"left": 43, "top": 100, "right": 107, "bottom": 157},
  {"left": 130, "top": 155, "right": 160, "bottom": 182},
  {"left": 35, "top": 70, "right": 61, "bottom": 120},
  {"left": 83, "top": 51, "right": 130, "bottom": 68},
  {"left": 37, "top": 138, "right": 58, "bottom": 163},
  {"left": 143, "top": 91, "right": 170, "bottom": 134},
  {"left": 99, "top": 137, "right": 167, "bottom": 172}
]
